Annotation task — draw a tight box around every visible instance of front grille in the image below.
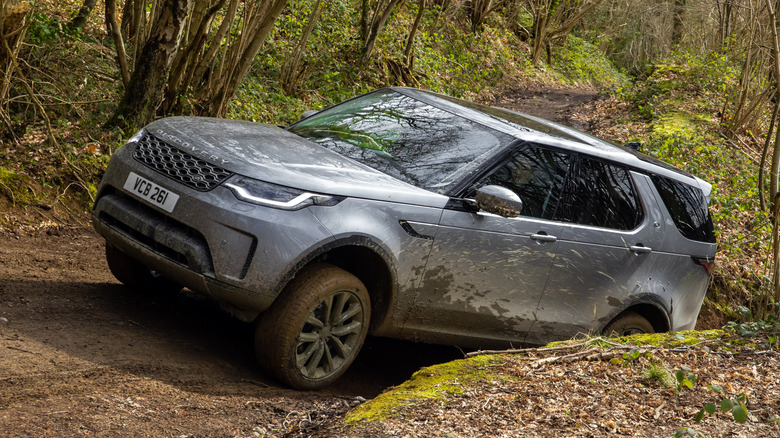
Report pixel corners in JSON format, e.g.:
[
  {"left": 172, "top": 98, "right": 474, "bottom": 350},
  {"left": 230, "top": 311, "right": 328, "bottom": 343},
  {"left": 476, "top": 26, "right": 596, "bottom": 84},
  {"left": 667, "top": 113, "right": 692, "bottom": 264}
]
[{"left": 133, "top": 133, "right": 233, "bottom": 191}]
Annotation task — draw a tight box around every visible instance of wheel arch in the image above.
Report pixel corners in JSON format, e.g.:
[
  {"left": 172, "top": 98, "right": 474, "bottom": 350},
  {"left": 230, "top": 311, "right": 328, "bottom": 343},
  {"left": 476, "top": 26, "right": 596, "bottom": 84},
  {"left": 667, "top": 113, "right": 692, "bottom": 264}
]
[
  {"left": 274, "top": 235, "right": 397, "bottom": 333},
  {"left": 603, "top": 299, "right": 671, "bottom": 333}
]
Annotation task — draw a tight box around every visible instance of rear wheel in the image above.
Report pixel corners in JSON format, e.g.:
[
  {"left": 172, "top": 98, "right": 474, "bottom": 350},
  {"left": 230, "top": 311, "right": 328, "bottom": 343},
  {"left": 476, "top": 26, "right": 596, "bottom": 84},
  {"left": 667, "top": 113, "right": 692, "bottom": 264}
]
[
  {"left": 105, "top": 243, "right": 181, "bottom": 293},
  {"left": 255, "top": 263, "right": 370, "bottom": 390},
  {"left": 602, "top": 311, "right": 654, "bottom": 337}
]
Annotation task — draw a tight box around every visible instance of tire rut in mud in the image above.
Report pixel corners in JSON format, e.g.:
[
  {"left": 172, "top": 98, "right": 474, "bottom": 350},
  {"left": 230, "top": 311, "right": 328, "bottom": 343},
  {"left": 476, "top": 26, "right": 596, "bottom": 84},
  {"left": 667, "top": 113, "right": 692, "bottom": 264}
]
[{"left": 0, "top": 229, "right": 462, "bottom": 436}]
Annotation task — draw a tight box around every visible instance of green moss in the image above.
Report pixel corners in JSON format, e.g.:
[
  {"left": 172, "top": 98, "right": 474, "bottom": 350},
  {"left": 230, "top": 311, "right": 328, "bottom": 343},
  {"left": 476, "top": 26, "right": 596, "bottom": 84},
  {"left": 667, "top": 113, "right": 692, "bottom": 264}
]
[
  {"left": 0, "top": 167, "right": 33, "bottom": 206},
  {"left": 642, "top": 362, "right": 676, "bottom": 388},
  {"left": 652, "top": 63, "right": 686, "bottom": 76},
  {"left": 0, "top": 166, "right": 18, "bottom": 182},
  {"left": 552, "top": 36, "right": 628, "bottom": 87},
  {"left": 715, "top": 303, "right": 741, "bottom": 321},
  {"left": 345, "top": 354, "right": 501, "bottom": 424},
  {"left": 543, "top": 339, "right": 577, "bottom": 349},
  {"left": 652, "top": 111, "right": 711, "bottom": 137},
  {"left": 608, "top": 329, "right": 725, "bottom": 348},
  {"left": 655, "top": 78, "right": 685, "bottom": 94},
  {"left": 87, "top": 183, "right": 97, "bottom": 200},
  {"left": 542, "top": 330, "right": 725, "bottom": 352}
]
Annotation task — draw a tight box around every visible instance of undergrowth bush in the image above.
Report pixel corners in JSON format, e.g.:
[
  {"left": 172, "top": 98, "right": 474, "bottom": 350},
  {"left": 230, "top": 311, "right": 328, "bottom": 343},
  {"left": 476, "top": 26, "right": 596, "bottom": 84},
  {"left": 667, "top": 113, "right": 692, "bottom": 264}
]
[
  {"left": 551, "top": 36, "right": 626, "bottom": 87},
  {"left": 229, "top": 1, "right": 622, "bottom": 124},
  {"left": 1, "top": 0, "right": 628, "bottom": 225},
  {"left": 614, "top": 50, "right": 774, "bottom": 324}
]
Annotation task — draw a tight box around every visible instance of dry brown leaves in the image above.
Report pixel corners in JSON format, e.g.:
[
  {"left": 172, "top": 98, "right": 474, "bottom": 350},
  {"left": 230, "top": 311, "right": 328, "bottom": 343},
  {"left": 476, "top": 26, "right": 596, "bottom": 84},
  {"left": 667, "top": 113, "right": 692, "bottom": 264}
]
[
  {"left": 303, "top": 337, "right": 780, "bottom": 437},
  {"left": 572, "top": 94, "right": 651, "bottom": 144}
]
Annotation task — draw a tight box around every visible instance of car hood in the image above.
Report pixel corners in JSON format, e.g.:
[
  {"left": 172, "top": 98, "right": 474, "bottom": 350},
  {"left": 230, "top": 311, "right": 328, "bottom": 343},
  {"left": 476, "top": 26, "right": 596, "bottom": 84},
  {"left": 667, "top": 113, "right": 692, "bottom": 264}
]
[{"left": 144, "top": 117, "right": 448, "bottom": 207}]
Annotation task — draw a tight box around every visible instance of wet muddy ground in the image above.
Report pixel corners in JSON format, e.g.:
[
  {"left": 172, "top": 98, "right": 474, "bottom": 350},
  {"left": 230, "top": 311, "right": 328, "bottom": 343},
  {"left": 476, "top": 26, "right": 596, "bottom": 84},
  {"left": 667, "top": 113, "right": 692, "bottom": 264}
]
[
  {"left": 0, "top": 227, "right": 467, "bottom": 436},
  {"left": 491, "top": 86, "right": 601, "bottom": 130}
]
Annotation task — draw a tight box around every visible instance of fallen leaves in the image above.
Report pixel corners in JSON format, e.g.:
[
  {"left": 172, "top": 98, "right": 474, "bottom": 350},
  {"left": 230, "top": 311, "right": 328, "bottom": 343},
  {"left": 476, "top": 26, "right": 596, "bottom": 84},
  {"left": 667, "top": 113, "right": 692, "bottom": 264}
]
[{"left": 305, "top": 334, "right": 780, "bottom": 437}]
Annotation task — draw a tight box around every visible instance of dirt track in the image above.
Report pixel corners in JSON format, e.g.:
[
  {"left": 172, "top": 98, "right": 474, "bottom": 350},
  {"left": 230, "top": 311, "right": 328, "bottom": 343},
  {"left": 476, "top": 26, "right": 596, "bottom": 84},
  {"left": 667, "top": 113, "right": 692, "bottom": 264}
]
[
  {"left": 0, "top": 88, "right": 598, "bottom": 437},
  {"left": 0, "top": 226, "right": 468, "bottom": 436},
  {"left": 490, "top": 86, "right": 599, "bottom": 130}
]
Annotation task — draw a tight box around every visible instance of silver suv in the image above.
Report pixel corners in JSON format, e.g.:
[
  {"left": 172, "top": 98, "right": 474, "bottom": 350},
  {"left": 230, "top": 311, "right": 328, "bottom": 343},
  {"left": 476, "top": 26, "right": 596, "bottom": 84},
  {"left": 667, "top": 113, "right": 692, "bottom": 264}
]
[{"left": 92, "top": 87, "right": 717, "bottom": 389}]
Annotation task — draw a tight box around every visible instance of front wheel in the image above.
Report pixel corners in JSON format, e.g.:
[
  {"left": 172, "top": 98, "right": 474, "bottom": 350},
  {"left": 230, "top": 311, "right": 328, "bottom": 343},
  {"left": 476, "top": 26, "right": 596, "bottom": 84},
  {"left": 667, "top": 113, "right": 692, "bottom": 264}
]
[
  {"left": 602, "top": 311, "right": 654, "bottom": 337},
  {"left": 255, "top": 263, "right": 370, "bottom": 390}
]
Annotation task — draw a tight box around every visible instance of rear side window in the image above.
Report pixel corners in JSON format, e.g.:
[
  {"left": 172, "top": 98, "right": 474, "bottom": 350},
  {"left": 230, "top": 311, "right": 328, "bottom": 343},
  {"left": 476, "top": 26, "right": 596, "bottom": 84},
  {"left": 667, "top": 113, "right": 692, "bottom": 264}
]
[
  {"left": 555, "top": 157, "right": 643, "bottom": 230},
  {"left": 651, "top": 175, "right": 716, "bottom": 243}
]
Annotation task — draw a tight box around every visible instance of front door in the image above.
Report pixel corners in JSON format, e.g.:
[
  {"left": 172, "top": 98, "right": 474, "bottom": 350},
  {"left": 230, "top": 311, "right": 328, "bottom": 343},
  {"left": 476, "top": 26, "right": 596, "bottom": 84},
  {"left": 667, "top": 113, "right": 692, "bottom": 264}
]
[{"left": 402, "top": 144, "right": 572, "bottom": 347}]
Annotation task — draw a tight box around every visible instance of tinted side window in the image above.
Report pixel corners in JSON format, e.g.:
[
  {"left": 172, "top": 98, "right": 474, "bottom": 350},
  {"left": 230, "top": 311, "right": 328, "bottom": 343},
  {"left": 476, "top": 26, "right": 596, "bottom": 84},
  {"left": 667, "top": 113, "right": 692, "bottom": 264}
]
[
  {"left": 476, "top": 146, "right": 571, "bottom": 219},
  {"left": 555, "top": 157, "right": 643, "bottom": 230},
  {"left": 651, "top": 175, "right": 716, "bottom": 243}
]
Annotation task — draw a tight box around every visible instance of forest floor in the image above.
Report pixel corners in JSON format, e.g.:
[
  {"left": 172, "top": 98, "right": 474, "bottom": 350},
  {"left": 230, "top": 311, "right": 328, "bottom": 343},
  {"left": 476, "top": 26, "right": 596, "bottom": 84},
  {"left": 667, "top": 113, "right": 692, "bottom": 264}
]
[{"left": 1, "top": 87, "right": 778, "bottom": 437}]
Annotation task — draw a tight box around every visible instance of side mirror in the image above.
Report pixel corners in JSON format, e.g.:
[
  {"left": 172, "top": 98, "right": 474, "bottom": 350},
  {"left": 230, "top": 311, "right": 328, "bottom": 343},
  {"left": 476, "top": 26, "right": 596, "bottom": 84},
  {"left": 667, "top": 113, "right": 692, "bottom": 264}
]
[
  {"left": 300, "top": 110, "right": 320, "bottom": 120},
  {"left": 625, "top": 141, "right": 641, "bottom": 151},
  {"left": 475, "top": 185, "right": 523, "bottom": 218}
]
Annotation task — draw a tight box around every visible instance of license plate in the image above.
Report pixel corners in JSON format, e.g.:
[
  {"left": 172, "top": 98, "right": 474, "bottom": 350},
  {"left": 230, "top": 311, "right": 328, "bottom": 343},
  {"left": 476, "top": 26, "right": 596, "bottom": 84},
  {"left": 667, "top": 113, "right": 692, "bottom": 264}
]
[{"left": 123, "top": 172, "right": 180, "bottom": 213}]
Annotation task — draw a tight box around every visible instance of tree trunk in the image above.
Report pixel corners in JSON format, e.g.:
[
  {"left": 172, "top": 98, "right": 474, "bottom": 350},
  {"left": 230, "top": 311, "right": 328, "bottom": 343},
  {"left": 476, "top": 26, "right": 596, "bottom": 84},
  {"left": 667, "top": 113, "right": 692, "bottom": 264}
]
[
  {"left": 197, "top": 0, "right": 288, "bottom": 117},
  {"left": 360, "top": 0, "right": 370, "bottom": 42},
  {"left": 671, "top": 0, "right": 686, "bottom": 47},
  {"left": 404, "top": 0, "right": 425, "bottom": 66},
  {"left": 105, "top": 0, "right": 130, "bottom": 87},
  {"left": 164, "top": 0, "right": 228, "bottom": 113},
  {"left": 764, "top": 0, "right": 780, "bottom": 308},
  {"left": 130, "top": 0, "right": 148, "bottom": 70},
  {"left": 717, "top": 0, "right": 734, "bottom": 49},
  {"left": 468, "top": 0, "right": 491, "bottom": 32},
  {"left": 759, "top": 95, "right": 780, "bottom": 210},
  {"left": 547, "top": 0, "right": 602, "bottom": 45},
  {"left": 280, "top": 0, "right": 325, "bottom": 94},
  {"left": 0, "top": 0, "right": 30, "bottom": 103},
  {"left": 68, "top": 0, "right": 97, "bottom": 31},
  {"left": 530, "top": 0, "right": 551, "bottom": 66},
  {"left": 360, "top": 0, "right": 403, "bottom": 64},
  {"left": 530, "top": 0, "right": 603, "bottom": 66},
  {"left": 181, "top": 0, "right": 240, "bottom": 114},
  {"left": 120, "top": 0, "right": 135, "bottom": 40},
  {"left": 106, "top": 0, "right": 189, "bottom": 131},
  {"left": 467, "top": 0, "right": 502, "bottom": 33}
]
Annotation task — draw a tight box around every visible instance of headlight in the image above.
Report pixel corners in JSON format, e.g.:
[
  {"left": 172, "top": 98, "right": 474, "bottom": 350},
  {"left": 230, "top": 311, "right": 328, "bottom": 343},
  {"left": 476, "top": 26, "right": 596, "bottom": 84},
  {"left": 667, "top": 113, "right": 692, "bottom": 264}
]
[
  {"left": 127, "top": 128, "right": 146, "bottom": 145},
  {"left": 225, "top": 177, "right": 341, "bottom": 210}
]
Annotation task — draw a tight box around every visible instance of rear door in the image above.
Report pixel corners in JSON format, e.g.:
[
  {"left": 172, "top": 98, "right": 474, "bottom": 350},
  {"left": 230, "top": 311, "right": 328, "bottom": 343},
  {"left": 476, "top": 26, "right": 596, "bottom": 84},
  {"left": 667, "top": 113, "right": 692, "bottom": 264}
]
[{"left": 529, "top": 157, "right": 666, "bottom": 343}]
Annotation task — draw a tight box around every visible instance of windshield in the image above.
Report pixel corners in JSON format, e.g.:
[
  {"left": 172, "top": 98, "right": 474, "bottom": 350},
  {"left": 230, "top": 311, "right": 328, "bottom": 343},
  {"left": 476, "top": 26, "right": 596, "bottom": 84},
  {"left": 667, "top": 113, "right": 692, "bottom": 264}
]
[{"left": 287, "top": 90, "right": 515, "bottom": 192}]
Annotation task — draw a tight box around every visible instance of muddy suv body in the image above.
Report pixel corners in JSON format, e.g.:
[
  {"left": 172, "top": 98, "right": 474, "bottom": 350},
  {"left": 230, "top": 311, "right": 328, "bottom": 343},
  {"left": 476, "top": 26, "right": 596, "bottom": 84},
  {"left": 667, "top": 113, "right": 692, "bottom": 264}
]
[{"left": 92, "top": 87, "right": 717, "bottom": 389}]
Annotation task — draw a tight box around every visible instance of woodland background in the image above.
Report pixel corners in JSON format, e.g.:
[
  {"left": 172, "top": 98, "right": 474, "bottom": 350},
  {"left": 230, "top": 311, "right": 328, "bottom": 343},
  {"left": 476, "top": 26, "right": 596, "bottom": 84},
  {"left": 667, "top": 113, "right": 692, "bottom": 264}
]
[{"left": 1, "top": 0, "right": 780, "bottom": 328}]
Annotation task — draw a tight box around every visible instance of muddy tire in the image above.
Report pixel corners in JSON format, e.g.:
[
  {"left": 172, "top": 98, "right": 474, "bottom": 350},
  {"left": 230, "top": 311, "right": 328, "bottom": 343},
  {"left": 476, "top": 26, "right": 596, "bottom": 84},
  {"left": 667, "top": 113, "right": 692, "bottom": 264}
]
[
  {"left": 255, "top": 263, "right": 370, "bottom": 390},
  {"left": 105, "top": 244, "right": 181, "bottom": 293},
  {"left": 602, "top": 311, "right": 654, "bottom": 336}
]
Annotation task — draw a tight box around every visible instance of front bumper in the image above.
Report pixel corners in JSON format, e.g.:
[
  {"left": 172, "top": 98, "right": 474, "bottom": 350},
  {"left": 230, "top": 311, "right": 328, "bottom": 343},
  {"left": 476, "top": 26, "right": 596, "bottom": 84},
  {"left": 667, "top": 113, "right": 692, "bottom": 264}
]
[{"left": 92, "top": 144, "right": 334, "bottom": 319}]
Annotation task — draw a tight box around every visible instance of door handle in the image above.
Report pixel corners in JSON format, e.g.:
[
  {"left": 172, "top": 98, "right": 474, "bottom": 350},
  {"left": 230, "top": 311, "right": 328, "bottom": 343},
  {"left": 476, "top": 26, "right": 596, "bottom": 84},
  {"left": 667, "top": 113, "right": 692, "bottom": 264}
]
[
  {"left": 531, "top": 233, "right": 557, "bottom": 243},
  {"left": 630, "top": 245, "right": 652, "bottom": 254}
]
